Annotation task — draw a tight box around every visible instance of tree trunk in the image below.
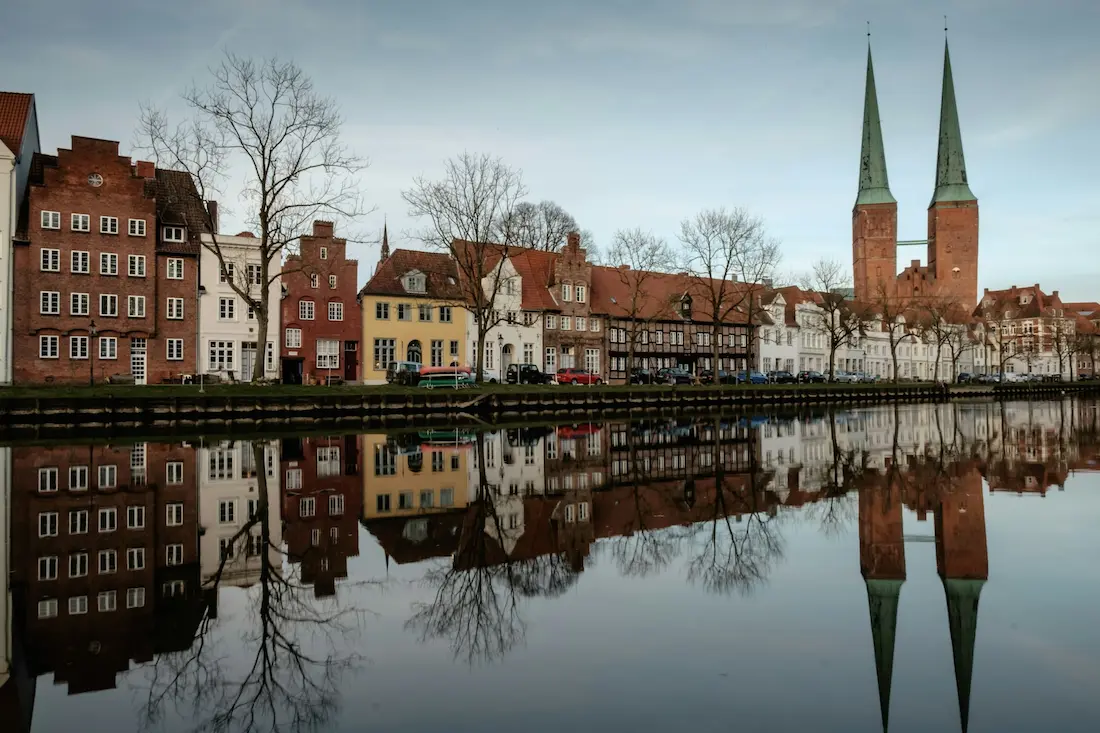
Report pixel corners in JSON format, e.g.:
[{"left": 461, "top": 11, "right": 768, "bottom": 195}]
[
  {"left": 890, "top": 342, "right": 899, "bottom": 384},
  {"left": 627, "top": 321, "right": 635, "bottom": 380},
  {"left": 254, "top": 308, "right": 268, "bottom": 382},
  {"left": 475, "top": 321, "right": 486, "bottom": 383},
  {"left": 713, "top": 319, "right": 721, "bottom": 381}
]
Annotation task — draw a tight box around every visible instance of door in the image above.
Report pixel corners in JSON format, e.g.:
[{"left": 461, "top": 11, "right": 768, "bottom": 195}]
[
  {"left": 344, "top": 341, "right": 358, "bottom": 381},
  {"left": 130, "top": 338, "right": 147, "bottom": 385},
  {"left": 282, "top": 358, "right": 303, "bottom": 385},
  {"left": 241, "top": 342, "right": 258, "bottom": 383}
]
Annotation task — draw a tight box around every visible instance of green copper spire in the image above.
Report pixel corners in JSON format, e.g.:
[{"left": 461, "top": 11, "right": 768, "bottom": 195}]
[
  {"left": 944, "top": 578, "right": 985, "bottom": 733},
  {"left": 865, "top": 578, "right": 903, "bottom": 732},
  {"left": 932, "top": 39, "right": 977, "bottom": 204},
  {"left": 857, "top": 44, "right": 896, "bottom": 206}
]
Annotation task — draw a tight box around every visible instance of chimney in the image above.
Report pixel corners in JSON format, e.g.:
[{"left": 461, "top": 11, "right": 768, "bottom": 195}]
[
  {"left": 135, "top": 160, "right": 156, "bottom": 178},
  {"left": 763, "top": 277, "right": 773, "bottom": 288},
  {"left": 313, "top": 220, "right": 335, "bottom": 238},
  {"left": 206, "top": 200, "right": 219, "bottom": 234},
  {"left": 911, "top": 259, "right": 920, "bottom": 269},
  {"left": 1052, "top": 290, "right": 1059, "bottom": 299},
  {"left": 566, "top": 231, "right": 580, "bottom": 250}
]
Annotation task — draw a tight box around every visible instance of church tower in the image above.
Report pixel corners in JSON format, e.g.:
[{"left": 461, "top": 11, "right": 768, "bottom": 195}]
[
  {"left": 852, "top": 43, "right": 899, "bottom": 304},
  {"left": 927, "top": 38, "right": 979, "bottom": 307}
]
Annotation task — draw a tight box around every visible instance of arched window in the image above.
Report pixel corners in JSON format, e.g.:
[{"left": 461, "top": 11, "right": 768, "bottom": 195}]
[{"left": 407, "top": 340, "right": 422, "bottom": 364}]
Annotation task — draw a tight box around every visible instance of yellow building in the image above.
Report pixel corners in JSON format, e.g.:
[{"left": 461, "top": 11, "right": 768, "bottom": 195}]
[
  {"left": 361, "top": 432, "right": 472, "bottom": 520},
  {"left": 357, "top": 238, "right": 467, "bottom": 384}
]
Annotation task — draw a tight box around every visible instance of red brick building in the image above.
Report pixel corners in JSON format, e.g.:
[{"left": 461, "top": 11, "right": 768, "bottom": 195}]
[
  {"left": 8, "top": 442, "right": 205, "bottom": 694},
  {"left": 279, "top": 221, "right": 360, "bottom": 383},
  {"left": 12, "top": 137, "right": 206, "bottom": 385},
  {"left": 281, "top": 435, "right": 361, "bottom": 597}
]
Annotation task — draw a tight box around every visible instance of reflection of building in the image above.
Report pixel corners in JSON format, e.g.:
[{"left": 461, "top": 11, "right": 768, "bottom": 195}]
[
  {"left": 282, "top": 436, "right": 361, "bottom": 597},
  {"left": 9, "top": 443, "right": 205, "bottom": 694},
  {"left": 198, "top": 441, "right": 281, "bottom": 587}
]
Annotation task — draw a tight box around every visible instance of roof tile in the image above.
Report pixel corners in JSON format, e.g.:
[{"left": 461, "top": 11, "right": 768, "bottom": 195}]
[
  {"left": 0, "top": 91, "right": 33, "bottom": 154},
  {"left": 358, "top": 249, "right": 462, "bottom": 299}
]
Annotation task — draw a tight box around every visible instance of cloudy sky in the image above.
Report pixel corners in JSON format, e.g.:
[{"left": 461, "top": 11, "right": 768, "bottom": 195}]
[{"left": 3, "top": 0, "right": 1098, "bottom": 298}]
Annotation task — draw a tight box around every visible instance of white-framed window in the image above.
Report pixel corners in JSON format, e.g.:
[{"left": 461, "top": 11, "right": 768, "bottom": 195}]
[
  {"left": 591, "top": 318, "right": 601, "bottom": 333},
  {"left": 166, "top": 544, "right": 184, "bottom": 566},
  {"left": 128, "top": 254, "right": 146, "bottom": 277},
  {"left": 285, "top": 468, "right": 303, "bottom": 489},
  {"left": 576, "top": 284, "right": 587, "bottom": 303},
  {"left": 166, "top": 461, "right": 184, "bottom": 485},
  {"left": 98, "top": 464, "right": 117, "bottom": 489},
  {"left": 328, "top": 301, "right": 343, "bottom": 321},
  {"left": 163, "top": 226, "right": 185, "bottom": 242},
  {"left": 128, "top": 295, "right": 146, "bottom": 318},
  {"left": 329, "top": 494, "right": 345, "bottom": 516},
  {"left": 38, "top": 599, "right": 59, "bottom": 619},
  {"left": 208, "top": 340, "right": 234, "bottom": 370},
  {"left": 40, "top": 290, "right": 60, "bottom": 315},
  {"left": 562, "top": 283, "right": 573, "bottom": 301},
  {"left": 576, "top": 316, "right": 587, "bottom": 331},
  {"left": 320, "top": 246, "right": 328, "bottom": 260},
  {"left": 218, "top": 297, "right": 235, "bottom": 320},
  {"left": 329, "top": 274, "right": 337, "bottom": 289},
  {"left": 99, "top": 252, "right": 118, "bottom": 275},
  {"left": 71, "top": 292, "right": 90, "bottom": 316},
  {"left": 69, "top": 465, "right": 89, "bottom": 490},
  {"left": 310, "top": 273, "right": 319, "bottom": 289},
  {"left": 99, "top": 336, "right": 118, "bottom": 360},
  {"left": 71, "top": 250, "right": 89, "bottom": 273},
  {"left": 545, "top": 346, "right": 557, "bottom": 371},
  {"left": 317, "top": 339, "right": 340, "bottom": 369},
  {"left": 167, "top": 258, "right": 184, "bottom": 279},
  {"left": 70, "top": 335, "right": 89, "bottom": 360},
  {"left": 69, "top": 509, "right": 88, "bottom": 534},
  {"left": 299, "top": 300, "right": 315, "bottom": 320},
  {"left": 546, "top": 315, "right": 557, "bottom": 329},
  {"left": 68, "top": 596, "right": 88, "bottom": 615},
  {"left": 247, "top": 263, "right": 262, "bottom": 285},
  {"left": 127, "top": 505, "right": 145, "bottom": 530},
  {"left": 167, "top": 297, "right": 184, "bottom": 319},
  {"left": 127, "top": 547, "right": 145, "bottom": 571},
  {"left": 128, "top": 218, "right": 146, "bottom": 236},
  {"left": 127, "top": 587, "right": 146, "bottom": 609},
  {"left": 40, "top": 247, "right": 60, "bottom": 271},
  {"left": 38, "top": 556, "right": 59, "bottom": 581},
  {"left": 40, "top": 210, "right": 60, "bottom": 229},
  {"left": 71, "top": 213, "right": 90, "bottom": 232},
  {"left": 98, "top": 506, "right": 117, "bottom": 532},
  {"left": 285, "top": 328, "right": 302, "bottom": 348},
  {"left": 438, "top": 305, "right": 452, "bottom": 323},
  {"left": 219, "top": 263, "right": 234, "bottom": 284},
  {"left": 166, "top": 503, "right": 184, "bottom": 526},
  {"left": 39, "top": 335, "right": 59, "bottom": 359},
  {"left": 98, "top": 549, "right": 118, "bottom": 574},
  {"left": 166, "top": 338, "right": 184, "bottom": 361},
  {"left": 38, "top": 467, "right": 59, "bottom": 492},
  {"left": 100, "top": 216, "right": 119, "bottom": 234},
  {"left": 39, "top": 511, "right": 59, "bottom": 537},
  {"left": 218, "top": 499, "right": 236, "bottom": 524},
  {"left": 561, "top": 316, "right": 572, "bottom": 331},
  {"left": 299, "top": 497, "right": 316, "bottom": 518},
  {"left": 99, "top": 293, "right": 118, "bottom": 316}
]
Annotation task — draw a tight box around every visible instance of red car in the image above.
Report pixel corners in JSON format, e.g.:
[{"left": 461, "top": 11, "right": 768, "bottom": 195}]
[{"left": 556, "top": 368, "right": 602, "bottom": 385}]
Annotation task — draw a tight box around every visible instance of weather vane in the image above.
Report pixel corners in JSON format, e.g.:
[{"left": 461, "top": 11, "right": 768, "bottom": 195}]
[
  {"left": 867, "top": 20, "right": 871, "bottom": 39},
  {"left": 944, "top": 15, "right": 948, "bottom": 36}
]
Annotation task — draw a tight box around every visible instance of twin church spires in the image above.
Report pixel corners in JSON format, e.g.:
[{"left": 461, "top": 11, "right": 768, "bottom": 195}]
[{"left": 852, "top": 34, "right": 980, "bottom": 308}]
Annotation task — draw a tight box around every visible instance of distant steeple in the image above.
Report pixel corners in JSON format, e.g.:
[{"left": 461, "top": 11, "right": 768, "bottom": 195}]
[
  {"left": 856, "top": 41, "right": 896, "bottom": 206},
  {"left": 380, "top": 218, "right": 390, "bottom": 261},
  {"left": 866, "top": 578, "right": 903, "bottom": 732},
  {"left": 931, "top": 38, "right": 977, "bottom": 204},
  {"left": 944, "top": 578, "right": 984, "bottom": 733}
]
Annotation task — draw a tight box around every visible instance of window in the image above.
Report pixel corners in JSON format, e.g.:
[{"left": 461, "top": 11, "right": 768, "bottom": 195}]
[
  {"left": 100, "top": 293, "right": 118, "bottom": 316},
  {"left": 69, "top": 554, "right": 89, "bottom": 578},
  {"left": 166, "top": 503, "right": 184, "bottom": 526},
  {"left": 72, "top": 213, "right": 90, "bottom": 232},
  {"left": 562, "top": 283, "right": 573, "bottom": 301},
  {"left": 285, "top": 468, "right": 303, "bottom": 490},
  {"left": 219, "top": 500, "right": 236, "bottom": 524},
  {"left": 418, "top": 304, "right": 433, "bottom": 321},
  {"left": 320, "top": 246, "right": 329, "bottom": 260},
  {"left": 98, "top": 507, "right": 118, "bottom": 532},
  {"left": 99, "top": 336, "right": 118, "bottom": 359},
  {"left": 450, "top": 340, "right": 459, "bottom": 358},
  {"left": 40, "top": 290, "right": 60, "bottom": 314},
  {"left": 285, "top": 328, "right": 302, "bottom": 348},
  {"left": 41, "top": 210, "right": 60, "bottom": 229},
  {"left": 300, "top": 497, "right": 316, "bottom": 518},
  {"left": 70, "top": 292, "right": 90, "bottom": 316},
  {"left": 166, "top": 545, "right": 183, "bottom": 566},
  {"left": 431, "top": 339, "right": 443, "bottom": 367},
  {"left": 375, "top": 302, "right": 390, "bottom": 320},
  {"left": 376, "top": 494, "right": 392, "bottom": 512},
  {"left": 127, "top": 547, "right": 145, "bottom": 571},
  {"left": 440, "top": 306, "right": 453, "bottom": 323},
  {"left": 329, "top": 495, "right": 345, "bottom": 516},
  {"left": 163, "top": 226, "right": 185, "bottom": 242},
  {"left": 100, "top": 252, "right": 118, "bottom": 275},
  {"left": 328, "top": 301, "right": 343, "bottom": 321},
  {"left": 576, "top": 317, "right": 587, "bottom": 332},
  {"left": 38, "top": 556, "right": 58, "bottom": 581},
  {"left": 127, "top": 588, "right": 146, "bottom": 609},
  {"left": 71, "top": 250, "right": 89, "bottom": 273},
  {"left": 128, "top": 295, "right": 146, "bottom": 318},
  {"left": 100, "top": 216, "right": 119, "bottom": 234},
  {"left": 37, "top": 466, "right": 59, "bottom": 492},
  {"left": 166, "top": 461, "right": 183, "bottom": 485},
  {"left": 374, "top": 338, "right": 396, "bottom": 368},
  {"left": 166, "top": 297, "right": 184, "bottom": 320},
  {"left": 128, "top": 254, "right": 146, "bottom": 277},
  {"left": 167, "top": 258, "right": 184, "bottom": 279},
  {"left": 69, "top": 510, "right": 88, "bottom": 534},
  {"left": 545, "top": 347, "right": 557, "bottom": 371},
  {"left": 561, "top": 316, "right": 572, "bottom": 331},
  {"left": 39, "top": 335, "right": 59, "bottom": 359},
  {"left": 576, "top": 284, "right": 587, "bottom": 303},
  {"left": 67, "top": 596, "right": 87, "bottom": 615},
  {"left": 329, "top": 275, "right": 337, "bottom": 289},
  {"left": 247, "top": 263, "right": 262, "bottom": 285},
  {"left": 299, "top": 300, "right": 315, "bottom": 320},
  {"left": 397, "top": 303, "right": 411, "bottom": 320},
  {"left": 69, "top": 465, "right": 89, "bottom": 490},
  {"left": 70, "top": 336, "right": 88, "bottom": 359},
  {"left": 40, "top": 247, "right": 60, "bottom": 271},
  {"left": 38, "top": 599, "right": 58, "bottom": 619},
  {"left": 546, "top": 315, "right": 557, "bottom": 329},
  {"left": 220, "top": 263, "right": 234, "bottom": 283},
  {"left": 310, "top": 273, "right": 319, "bottom": 289},
  {"left": 99, "top": 549, "right": 118, "bottom": 574},
  {"left": 209, "top": 340, "right": 234, "bottom": 370},
  {"left": 219, "top": 297, "right": 235, "bottom": 320},
  {"left": 317, "top": 339, "right": 340, "bottom": 369},
  {"left": 127, "top": 505, "right": 145, "bottom": 530},
  {"left": 39, "top": 512, "right": 59, "bottom": 537},
  {"left": 404, "top": 273, "right": 425, "bottom": 293},
  {"left": 128, "top": 218, "right": 146, "bottom": 236}
]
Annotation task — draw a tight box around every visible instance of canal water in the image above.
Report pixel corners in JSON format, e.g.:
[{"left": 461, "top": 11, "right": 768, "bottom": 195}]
[{"left": 2, "top": 399, "right": 1099, "bottom": 733}]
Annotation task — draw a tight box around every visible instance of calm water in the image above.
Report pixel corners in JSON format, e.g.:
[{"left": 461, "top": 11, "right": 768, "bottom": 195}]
[{"left": 3, "top": 399, "right": 1100, "bottom": 733}]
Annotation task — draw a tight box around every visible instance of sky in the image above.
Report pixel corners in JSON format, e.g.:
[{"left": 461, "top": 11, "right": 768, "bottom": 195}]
[{"left": 3, "top": 0, "right": 1099, "bottom": 300}]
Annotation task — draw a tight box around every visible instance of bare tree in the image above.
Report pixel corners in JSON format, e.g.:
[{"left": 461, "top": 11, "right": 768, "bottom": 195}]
[
  {"left": 920, "top": 297, "right": 972, "bottom": 382},
  {"left": 979, "top": 298, "right": 1014, "bottom": 382},
  {"left": 1074, "top": 326, "right": 1099, "bottom": 380},
  {"left": 871, "top": 281, "right": 914, "bottom": 383},
  {"left": 500, "top": 200, "right": 578, "bottom": 252},
  {"left": 402, "top": 153, "right": 527, "bottom": 382},
  {"left": 606, "top": 228, "right": 675, "bottom": 375},
  {"left": 1050, "top": 315, "right": 1075, "bottom": 379},
  {"left": 140, "top": 54, "right": 366, "bottom": 381},
  {"left": 801, "top": 259, "right": 863, "bottom": 381},
  {"left": 679, "top": 208, "right": 781, "bottom": 375}
]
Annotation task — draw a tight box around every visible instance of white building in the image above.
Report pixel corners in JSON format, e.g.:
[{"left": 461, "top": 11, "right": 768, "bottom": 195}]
[
  {"left": 757, "top": 291, "right": 798, "bottom": 375},
  {"left": 199, "top": 440, "right": 282, "bottom": 587},
  {"left": 466, "top": 255, "right": 544, "bottom": 375},
  {"left": 199, "top": 233, "right": 281, "bottom": 381},
  {"left": 470, "top": 429, "right": 549, "bottom": 554},
  {"left": 0, "top": 92, "right": 39, "bottom": 385}
]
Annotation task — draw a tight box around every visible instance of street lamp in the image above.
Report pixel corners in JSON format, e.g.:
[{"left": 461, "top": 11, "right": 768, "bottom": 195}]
[
  {"left": 497, "top": 333, "right": 504, "bottom": 378},
  {"left": 88, "top": 320, "right": 97, "bottom": 386}
]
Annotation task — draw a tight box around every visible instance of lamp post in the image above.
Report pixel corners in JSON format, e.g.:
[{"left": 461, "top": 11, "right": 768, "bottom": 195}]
[
  {"left": 88, "top": 320, "right": 97, "bottom": 386},
  {"left": 497, "top": 333, "right": 504, "bottom": 380}
]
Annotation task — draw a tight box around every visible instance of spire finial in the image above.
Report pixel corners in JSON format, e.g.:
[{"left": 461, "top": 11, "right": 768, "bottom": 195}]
[
  {"left": 867, "top": 20, "right": 871, "bottom": 41},
  {"left": 379, "top": 216, "right": 391, "bottom": 261},
  {"left": 944, "top": 15, "right": 949, "bottom": 37}
]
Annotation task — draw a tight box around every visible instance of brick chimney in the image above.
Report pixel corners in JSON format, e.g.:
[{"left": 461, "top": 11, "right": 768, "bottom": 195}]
[
  {"left": 566, "top": 231, "right": 580, "bottom": 250},
  {"left": 206, "top": 200, "right": 219, "bottom": 234},
  {"left": 1052, "top": 290, "right": 1059, "bottom": 299},
  {"left": 910, "top": 259, "right": 920, "bottom": 269},
  {"left": 313, "top": 220, "right": 334, "bottom": 238},
  {"left": 135, "top": 160, "right": 156, "bottom": 178}
]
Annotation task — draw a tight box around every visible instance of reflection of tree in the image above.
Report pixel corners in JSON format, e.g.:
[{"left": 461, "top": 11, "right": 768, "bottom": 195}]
[
  {"left": 806, "top": 408, "right": 867, "bottom": 537},
  {"left": 140, "top": 442, "right": 366, "bottom": 733},
  {"left": 610, "top": 429, "right": 683, "bottom": 577}
]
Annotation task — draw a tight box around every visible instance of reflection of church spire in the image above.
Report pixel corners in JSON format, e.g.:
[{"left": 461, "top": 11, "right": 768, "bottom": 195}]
[
  {"left": 866, "top": 579, "right": 903, "bottom": 732},
  {"left": 944, "top": 578, "right": 984, "bottom": 733}
]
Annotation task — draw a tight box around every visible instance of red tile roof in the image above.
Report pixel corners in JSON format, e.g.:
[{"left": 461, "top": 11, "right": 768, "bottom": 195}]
[
  {"left": 974, "top": 284, "right": 1064, "bottom": 320},
  {"left": 451, "top": 240, "right": 561, "bottom": 311},
  {"left": 152, "top": 168, "right": 208, "bottom": 254},
  {"left": 0, "top": 92, "right": 33, "bottom": 154},
  {"left": 359, "top": 249, "right": 462, "bottom": 299},
  {"left": 590, "top": 265, "right": 754, "bottom": 324}
]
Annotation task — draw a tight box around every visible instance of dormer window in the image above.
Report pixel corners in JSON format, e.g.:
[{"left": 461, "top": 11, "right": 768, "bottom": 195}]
[
  {"left": 679, "top": 294, "right": 692, "bottom": 318},
  {"left": 163, "top": 226, "right": 185, "bottom": 242},
  {"left": 404, "top": 273, "right": 426, "bottom": 293}
]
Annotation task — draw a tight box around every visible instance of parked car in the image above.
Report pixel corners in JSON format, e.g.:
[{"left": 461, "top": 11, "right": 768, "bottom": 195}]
[
  {"left": 656, "top": 367, "right": 694, "bottom": 385},
  {"left": 556, "top": 368, "right": 602, "bottom": 385},
  {"left": 767, "top": 370, "right": 797, "bottom": 384},
  {"left": 797, "top": 370, "right": 826, "bottom": 384},
  {"left": 833, "top": 371, "right": 861, "bottom": 384},
  {"left": 956, "top": 372, "right": 973, "bottom": 384},
  {"left": 506, "top": 363, "right": 554, "bottom": 385},
  {"left": 629, "top": 368, "right": 658, "bottom": 385},
  {"left": 473, "top": 367, "right": 501, "bottom": 383},
  {"left": 698, "top": 369, "right": 732, "bottom": 385},
  {"left": 386, "top": 360, "right": 422, "bottom": 386},
  {"left": 854, "top": 372, "right": 876, "bottom": 383},
  {"left": 733, "top": 370, "right": 768, "bottom": 385}
]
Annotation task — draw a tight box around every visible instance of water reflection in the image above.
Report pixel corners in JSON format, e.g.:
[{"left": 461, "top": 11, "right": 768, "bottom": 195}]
[{"left": 0, "top": 398, "right": 1097, "bottom": 732}]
